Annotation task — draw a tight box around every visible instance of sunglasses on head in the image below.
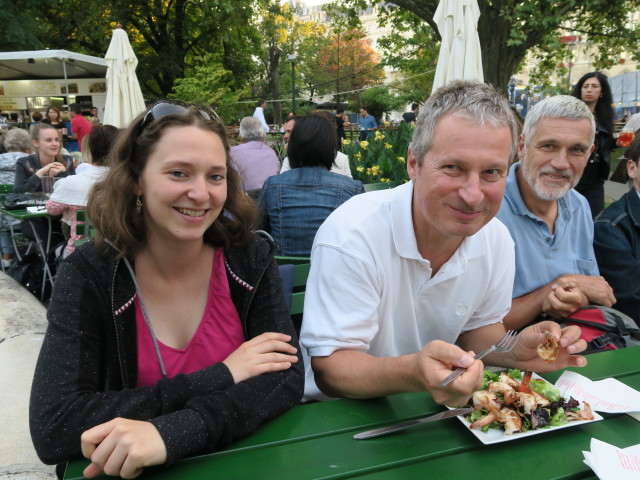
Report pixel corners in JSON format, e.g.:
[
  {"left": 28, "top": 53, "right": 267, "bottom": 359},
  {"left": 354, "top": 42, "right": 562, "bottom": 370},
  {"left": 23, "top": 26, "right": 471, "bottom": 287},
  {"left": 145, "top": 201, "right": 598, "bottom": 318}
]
[{"left": 138, "top": 101, "right": 221, "bottom": 134}]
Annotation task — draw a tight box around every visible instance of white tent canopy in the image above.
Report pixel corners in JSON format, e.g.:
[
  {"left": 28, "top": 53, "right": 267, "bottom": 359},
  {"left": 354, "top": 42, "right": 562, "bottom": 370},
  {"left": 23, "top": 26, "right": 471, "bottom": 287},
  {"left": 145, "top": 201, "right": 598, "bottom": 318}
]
[{"left": 0, "top": 50, "right": 107, "bottom": 81}]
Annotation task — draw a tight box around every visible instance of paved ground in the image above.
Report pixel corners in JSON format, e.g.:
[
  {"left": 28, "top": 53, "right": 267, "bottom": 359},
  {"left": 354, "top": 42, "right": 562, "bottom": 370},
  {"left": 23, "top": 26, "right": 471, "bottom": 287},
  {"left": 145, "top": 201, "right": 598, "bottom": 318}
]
[
  {"left": 0, "top": 272, "right": 55, "bottom": 479},
  {"left": 604, "top": 179, "right": 631, "bottom": 205}
]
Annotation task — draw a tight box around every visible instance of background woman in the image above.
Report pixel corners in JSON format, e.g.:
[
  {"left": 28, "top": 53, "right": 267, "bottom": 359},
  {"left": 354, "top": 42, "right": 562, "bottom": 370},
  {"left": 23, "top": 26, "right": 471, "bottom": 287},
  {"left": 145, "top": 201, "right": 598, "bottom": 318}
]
[
  {"left": 42, "top": 106, "right": 68, "bottom": 137},
  {"left": 258, "top": 112, "right": 364, "bottom": 256},
  {"left": 571, "top": 72, "right": 616, "bottom": 217},
  {"left": 14, "top": 123, "right": 75, "bottom": 194},
  {"left": 45, "top": 124, "right": 118, "bottom": 258},
  {"left": 30, "top": 101, "right": 303, "bottom": 478},
  {"left": 14, "top": 123, "right": 75, "bottom": 242}
]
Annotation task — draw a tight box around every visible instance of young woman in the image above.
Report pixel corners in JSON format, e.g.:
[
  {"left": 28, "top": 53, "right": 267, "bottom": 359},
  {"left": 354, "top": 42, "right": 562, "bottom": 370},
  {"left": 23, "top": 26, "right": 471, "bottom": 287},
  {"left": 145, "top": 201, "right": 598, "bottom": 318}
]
[
  {"left": 14, "top": 123, "right": 75, "bottom": 193},
  {"left": 571, "top": 72, "right": 616, "bottom": 217},
  {"left": 14, "top": 123, "right": 75, "bottom": 242},
  {"left": 42, "top": 106, "right": 68, "bottom": 137},
  {"left": 30, "top": 101, "right": 304, "bottom": 478}
]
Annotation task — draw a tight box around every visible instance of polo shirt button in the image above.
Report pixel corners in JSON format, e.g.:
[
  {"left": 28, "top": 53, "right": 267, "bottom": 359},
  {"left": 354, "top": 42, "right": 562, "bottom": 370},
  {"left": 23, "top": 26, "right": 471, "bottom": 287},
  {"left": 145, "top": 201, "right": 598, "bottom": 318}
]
[{"left": 546, "top": 237, "right": 551, "bottom": 242}]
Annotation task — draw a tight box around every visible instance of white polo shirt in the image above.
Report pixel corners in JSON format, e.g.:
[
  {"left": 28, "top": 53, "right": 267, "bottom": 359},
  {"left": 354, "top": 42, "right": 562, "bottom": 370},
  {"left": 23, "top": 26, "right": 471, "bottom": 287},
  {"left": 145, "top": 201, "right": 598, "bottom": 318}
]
[{"left": 300, "top": 181, "right": 515, "bottom": 400}]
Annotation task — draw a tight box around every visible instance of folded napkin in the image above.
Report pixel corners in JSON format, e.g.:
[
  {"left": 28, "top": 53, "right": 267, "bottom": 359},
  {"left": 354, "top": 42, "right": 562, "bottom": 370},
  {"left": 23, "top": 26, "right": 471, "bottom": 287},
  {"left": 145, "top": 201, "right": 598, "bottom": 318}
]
[
  {"left": 583, "top": 438, "right": 640, "bottom": 480},
  {"left": 554, "top": 371, "right": 640, "bottom": 413}
]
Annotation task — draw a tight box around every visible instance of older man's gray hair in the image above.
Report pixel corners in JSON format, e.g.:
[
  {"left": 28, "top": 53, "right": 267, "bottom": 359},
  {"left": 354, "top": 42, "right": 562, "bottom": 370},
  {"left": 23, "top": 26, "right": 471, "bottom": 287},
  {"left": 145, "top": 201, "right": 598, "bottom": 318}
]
[
  {"left": 239, "top": 116, "right": 265, "bottom": 142},
  {"left": 410, "top": 80, "right": 519, "bottom": 165},
  {"left": 3, "top": 128, "right": 31, "bottom": 153},
  {"left": 522, "top": 95, "right": 596, "bottom": 147}
]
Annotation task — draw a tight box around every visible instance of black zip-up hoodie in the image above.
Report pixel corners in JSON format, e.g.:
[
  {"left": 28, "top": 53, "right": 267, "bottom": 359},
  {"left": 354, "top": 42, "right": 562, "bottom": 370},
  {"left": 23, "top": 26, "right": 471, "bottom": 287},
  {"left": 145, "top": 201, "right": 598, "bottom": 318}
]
[{"left": 29, "top": 234, "right": 304, "bottom": 467}]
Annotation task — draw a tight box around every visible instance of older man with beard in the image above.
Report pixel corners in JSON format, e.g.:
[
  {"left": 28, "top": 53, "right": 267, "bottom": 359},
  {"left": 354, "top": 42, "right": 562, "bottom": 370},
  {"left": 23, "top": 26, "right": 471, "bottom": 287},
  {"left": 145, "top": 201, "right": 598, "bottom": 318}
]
[{"left": 497, "top": 95, "right": 616, "bottom": 331}]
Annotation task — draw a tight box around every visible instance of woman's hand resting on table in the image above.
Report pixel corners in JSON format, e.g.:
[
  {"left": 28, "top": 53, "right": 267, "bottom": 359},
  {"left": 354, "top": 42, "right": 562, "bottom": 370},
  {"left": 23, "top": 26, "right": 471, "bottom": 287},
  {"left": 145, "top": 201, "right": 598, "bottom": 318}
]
[
  {"left": 81, "top": 418, "right": 167, "bottom": 479},
  {"left": 223, "top": 332, "right": 298, "bottom": 383}
]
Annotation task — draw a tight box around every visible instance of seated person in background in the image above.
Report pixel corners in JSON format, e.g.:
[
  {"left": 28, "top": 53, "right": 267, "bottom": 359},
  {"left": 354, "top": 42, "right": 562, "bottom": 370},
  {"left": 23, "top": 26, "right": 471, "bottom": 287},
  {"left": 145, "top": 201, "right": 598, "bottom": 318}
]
[
  {"left": 496, "top": 95, "right": 615, "bottom": 331},
  {"left": 279, "top": 114, "right": 354, "bottom": 178},
  {"left": 29, "top": 101, "right": 303, "bottom": 478},
  {"left": 14, "top": 123, "right": 75, "bottom": 194},
  {"left": 258, "top": 113, "right": 364, "bottom": 257},
  {"left": 300, "top": 81, "right": 587, "bottom": 403},
  {"left": 14, "top": 123, "right": 75, "bottom": 243},
  {"left": 594, "top": 136, "right": 640, "bottom": 326},
  {"left": 0, "top": 128, "right": 32, "bottom": 267},
  {"left": 230, "top": 116, "right": 279, "bottom": 191},
  {"left": 45, "top": 124, "right": 118, "bottom": 257}
]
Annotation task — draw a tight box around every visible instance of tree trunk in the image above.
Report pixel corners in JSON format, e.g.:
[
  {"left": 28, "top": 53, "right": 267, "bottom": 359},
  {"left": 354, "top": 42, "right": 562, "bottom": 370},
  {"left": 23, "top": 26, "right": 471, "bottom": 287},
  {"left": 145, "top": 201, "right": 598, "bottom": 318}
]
[{"left": 269, "top": 45, "right": 282, "bottom": 125}]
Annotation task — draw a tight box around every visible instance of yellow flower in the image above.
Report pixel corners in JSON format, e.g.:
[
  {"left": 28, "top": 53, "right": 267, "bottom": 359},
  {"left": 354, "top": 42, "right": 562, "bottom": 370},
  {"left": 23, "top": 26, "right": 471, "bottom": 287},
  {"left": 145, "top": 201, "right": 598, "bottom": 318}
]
[
  {"left": 356, "top": 166, "right": 364, "bottom": 172},
  {"left": 341, "top": 137, "right": 350, "bottom": 145},
  {"left": 355, "top": 152, "right": 362, "bottom": 161},
  {"left": 366, "top": 168, "right": 372, "bottom": 175},
  {"left": 374, "top": 131, "right": 384, "bottom": 141},
  {"left": 384, "top": 142, "right": 392, "bottom": 150},
  {"left": 360, "top": 141, "right": 369, "bottom": 149},
  {"left": 384, "top": 121, "right": 390, "bottom": 126},
  {"left": 380, "top": 177, "right": 390, "bottom": 183},
  {"left": 396, "top": 156, "right": 406, "bottom": 164}
]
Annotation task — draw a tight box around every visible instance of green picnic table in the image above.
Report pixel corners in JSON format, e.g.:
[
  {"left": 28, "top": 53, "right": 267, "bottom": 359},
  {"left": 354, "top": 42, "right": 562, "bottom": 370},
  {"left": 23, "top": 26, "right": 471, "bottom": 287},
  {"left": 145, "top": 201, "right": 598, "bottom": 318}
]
[{"left": 63, "top": 346, "right": 640, "bottom": 479}]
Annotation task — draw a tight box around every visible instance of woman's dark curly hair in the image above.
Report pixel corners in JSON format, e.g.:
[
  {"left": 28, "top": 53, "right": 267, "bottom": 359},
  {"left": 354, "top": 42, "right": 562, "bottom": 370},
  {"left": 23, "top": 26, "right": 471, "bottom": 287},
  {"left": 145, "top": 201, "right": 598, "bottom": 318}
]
[{"left": 87, "top": 101, "right": 257, "bottom": 259}]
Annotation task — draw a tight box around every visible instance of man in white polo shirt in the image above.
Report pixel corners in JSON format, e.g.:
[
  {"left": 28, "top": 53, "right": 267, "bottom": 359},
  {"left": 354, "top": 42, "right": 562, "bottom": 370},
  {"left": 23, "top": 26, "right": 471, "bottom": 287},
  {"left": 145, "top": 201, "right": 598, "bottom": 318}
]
[{"left": 300, "top": 81, "right": 588, "bottom": 405}]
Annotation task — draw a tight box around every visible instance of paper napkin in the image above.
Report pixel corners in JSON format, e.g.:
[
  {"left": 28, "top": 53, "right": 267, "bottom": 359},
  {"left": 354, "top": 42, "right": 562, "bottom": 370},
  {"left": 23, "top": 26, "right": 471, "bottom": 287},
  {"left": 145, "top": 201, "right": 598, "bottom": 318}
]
[
  {"left": 554, "top": 371, "right": 640, "bottom": 413},
  {"left": 583, "top": 438, "right": 640, "bottom": 480}
]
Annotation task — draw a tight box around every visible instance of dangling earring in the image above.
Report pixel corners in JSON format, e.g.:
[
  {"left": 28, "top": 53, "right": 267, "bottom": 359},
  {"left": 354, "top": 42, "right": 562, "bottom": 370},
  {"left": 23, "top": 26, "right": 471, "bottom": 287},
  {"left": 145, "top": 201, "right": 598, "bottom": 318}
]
[{"left": 136, "top": 196, "right": 143, "bottom": 214}]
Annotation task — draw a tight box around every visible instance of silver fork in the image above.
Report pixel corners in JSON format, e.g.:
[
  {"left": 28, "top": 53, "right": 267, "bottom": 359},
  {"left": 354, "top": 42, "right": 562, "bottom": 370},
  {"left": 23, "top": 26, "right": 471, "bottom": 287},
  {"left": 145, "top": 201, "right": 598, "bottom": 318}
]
[{"left": 438, "top": 330, "right": 519, "bottom": 387}]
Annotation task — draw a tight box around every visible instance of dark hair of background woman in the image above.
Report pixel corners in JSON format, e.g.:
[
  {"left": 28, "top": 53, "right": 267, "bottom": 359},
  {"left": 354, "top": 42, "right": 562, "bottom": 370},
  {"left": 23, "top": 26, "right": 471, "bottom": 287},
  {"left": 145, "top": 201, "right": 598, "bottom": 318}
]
[
  {"left": 571, "top": 71, "right": 614, "bottom": 139},
  {"left": 287, "top": 113, "right": 338, "bottom": 170},
  {"left": 87, "top": 108, "right": 257, "bottom": 259},
  {"left": 87, "top": 124, "right": 119, "bottom": 166}
]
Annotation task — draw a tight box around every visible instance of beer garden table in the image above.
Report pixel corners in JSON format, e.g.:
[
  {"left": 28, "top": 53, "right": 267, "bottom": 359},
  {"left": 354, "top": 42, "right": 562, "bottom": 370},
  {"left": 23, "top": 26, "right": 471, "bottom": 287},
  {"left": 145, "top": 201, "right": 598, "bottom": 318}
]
[
  {"left": 64, "top": 346, "right": 640, "bottom": 479},
  {"left": 0, "top": 197, "right": 54, "bottom": 299}
]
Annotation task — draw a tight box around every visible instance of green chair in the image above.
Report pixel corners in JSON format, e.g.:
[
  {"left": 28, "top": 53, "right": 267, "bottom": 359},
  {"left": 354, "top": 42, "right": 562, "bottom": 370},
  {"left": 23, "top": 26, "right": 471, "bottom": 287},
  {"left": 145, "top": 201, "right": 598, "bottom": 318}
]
[
  {"left": 73, "top": 209, "right": 96, "bottom": 247},
  {"left": 0, "top": 184, "right": 14, "bottom": 194},
  {"left": 275, "top": 256, "right": 311, "bottom": 335},
  {"left": 364, "top": 181, "right": 397, "bottom": 192}
]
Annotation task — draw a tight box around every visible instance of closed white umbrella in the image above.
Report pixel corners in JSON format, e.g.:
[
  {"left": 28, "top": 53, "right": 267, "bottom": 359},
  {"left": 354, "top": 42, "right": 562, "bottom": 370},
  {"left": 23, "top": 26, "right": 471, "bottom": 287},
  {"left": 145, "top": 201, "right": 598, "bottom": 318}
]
[
  {"left": 431, "top": 0, "right": 484, "bottom": 93},
  {"left": 103, "top": 25, "right": 146, "bottom": 128}
]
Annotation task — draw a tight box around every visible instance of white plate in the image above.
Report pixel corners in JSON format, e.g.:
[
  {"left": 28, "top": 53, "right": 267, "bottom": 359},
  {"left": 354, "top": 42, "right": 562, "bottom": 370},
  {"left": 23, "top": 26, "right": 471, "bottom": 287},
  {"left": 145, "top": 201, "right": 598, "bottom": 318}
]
[{"left": 450, "top": 372, "right": 604, "bottom": 445}]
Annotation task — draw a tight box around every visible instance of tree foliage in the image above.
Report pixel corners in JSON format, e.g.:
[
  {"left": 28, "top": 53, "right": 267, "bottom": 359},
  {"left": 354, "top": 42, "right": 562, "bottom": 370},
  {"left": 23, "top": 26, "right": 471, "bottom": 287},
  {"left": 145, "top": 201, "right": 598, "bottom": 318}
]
[
  {"left": 10, "top": 0, "right": 262, "bottom": 99},
  {"left": 332, "top": 0, "right": 640, "bottom": 92}
]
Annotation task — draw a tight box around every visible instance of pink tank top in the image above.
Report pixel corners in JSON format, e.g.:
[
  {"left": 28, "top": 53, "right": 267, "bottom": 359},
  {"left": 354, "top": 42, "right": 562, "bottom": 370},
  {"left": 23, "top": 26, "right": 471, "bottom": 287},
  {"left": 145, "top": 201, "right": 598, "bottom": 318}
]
[{"left": 136, "top": 248, "right": 245, "bottom": 386}]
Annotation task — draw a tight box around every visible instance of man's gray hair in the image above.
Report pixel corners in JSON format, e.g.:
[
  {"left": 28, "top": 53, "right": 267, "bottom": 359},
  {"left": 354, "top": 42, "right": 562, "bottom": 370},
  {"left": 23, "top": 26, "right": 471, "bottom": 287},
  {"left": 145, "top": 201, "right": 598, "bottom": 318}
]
[
  {"left": 240, "top": 117, "right": 264, "bottom": 142},
  {"left": 522, "top": 95, "right": 595, "bottom": 146},
  {"left": 239, "top": 116, "right": 264, "bottom": 142},
  {"left": 410, "top": 80, "right": 519, "bottom": 165},
  {"left": 3, "top": 128, "right": 31, "bottom": 153}
]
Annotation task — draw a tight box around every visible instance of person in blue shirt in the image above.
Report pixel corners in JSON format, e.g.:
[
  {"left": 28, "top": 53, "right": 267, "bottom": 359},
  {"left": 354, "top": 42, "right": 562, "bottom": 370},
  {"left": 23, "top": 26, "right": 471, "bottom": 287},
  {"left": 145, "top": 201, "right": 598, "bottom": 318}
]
[
  {"left": 358, "top": 106, "right": 378, "bottom": 140},
  {"left": 496, "top": 95, "right": 616, "bottom": 331},
  {"left": 258, "top": 113, "right": 364, "bottom": 256}
]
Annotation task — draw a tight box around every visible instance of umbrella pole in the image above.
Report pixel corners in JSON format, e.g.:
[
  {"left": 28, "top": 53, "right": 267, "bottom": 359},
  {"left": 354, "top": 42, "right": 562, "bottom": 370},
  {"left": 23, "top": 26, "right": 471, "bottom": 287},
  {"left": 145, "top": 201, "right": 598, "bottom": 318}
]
[{"left": 62, "top": 59, "right": 70, "bottom": 106}]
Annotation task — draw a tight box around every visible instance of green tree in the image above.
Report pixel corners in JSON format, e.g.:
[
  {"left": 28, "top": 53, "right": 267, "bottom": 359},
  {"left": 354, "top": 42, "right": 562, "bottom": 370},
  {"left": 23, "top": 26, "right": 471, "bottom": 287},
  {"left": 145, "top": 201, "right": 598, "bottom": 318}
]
[
  {"left": 170, "top": 54, "right": 250, "bottom": 124},
  {"left": 33, "top": 0, "right": 261, "bottom": 98},
  {"left": 334, "top": 0, "right": 640, "bottom": 91},
  {"left": 0, "top": 0, "right": 54, "bottom": 51}
]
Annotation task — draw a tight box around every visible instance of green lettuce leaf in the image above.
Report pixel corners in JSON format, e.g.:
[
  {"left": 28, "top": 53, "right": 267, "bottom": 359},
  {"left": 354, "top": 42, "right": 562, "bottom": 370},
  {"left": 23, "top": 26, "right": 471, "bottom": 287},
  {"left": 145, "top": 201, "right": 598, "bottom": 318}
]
[{"left": 530, "top": 379, "right": 562, "bottom": 402}]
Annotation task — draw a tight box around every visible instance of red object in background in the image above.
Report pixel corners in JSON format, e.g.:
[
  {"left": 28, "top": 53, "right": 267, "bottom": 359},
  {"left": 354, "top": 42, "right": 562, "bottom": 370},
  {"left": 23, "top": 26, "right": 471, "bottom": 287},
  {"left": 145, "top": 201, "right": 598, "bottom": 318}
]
[
  {"left": 617, "top": 130, "right": 635, "bottom": 147},
  {"left": 620, "top": 58, "right": 626, "bottom": 64}
]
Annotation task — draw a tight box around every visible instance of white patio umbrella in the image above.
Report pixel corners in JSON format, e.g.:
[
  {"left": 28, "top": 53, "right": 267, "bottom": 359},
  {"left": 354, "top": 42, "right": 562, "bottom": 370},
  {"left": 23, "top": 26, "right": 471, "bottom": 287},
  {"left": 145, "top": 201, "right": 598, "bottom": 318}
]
[
  {"left": 431, "top": 0, "right": 484, "bottom": 93},
  {"left": 103, "top": 25, "right": 146, "bottom": 128}
]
